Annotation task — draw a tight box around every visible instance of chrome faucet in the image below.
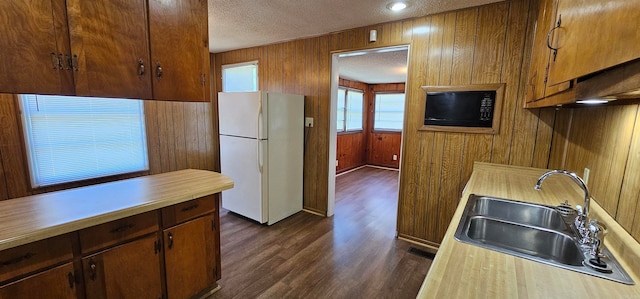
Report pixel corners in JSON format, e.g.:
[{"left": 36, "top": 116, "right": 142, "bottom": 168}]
[{"left": 534, "top": 170, "right": 591, "bottom": 243}]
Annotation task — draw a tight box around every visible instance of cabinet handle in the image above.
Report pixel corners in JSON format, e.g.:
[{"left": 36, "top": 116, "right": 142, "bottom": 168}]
[
  {"left": 88, "top": 259, "right": 97, "bottom": 281},
  {"left": 155, "top": 62, "right": 163, "bottom": 79},
  {"left": 546, "top": 14, "right": 562, "bottom": 62},
  {"left": 50, "top": 52, "right": 59, "bottom": 69},
  {"left": 0, "top": 252, "right": 35, "bottom": 267},
  {"left": 65, "top": 54, "right": 72, "bottom": 70},
  {"left": 72, "top": 54, "right": 79, "bottom": 71},
  {"left": 109, "top": 223, "right": 134, "bottom": 234},
  {"left": 180, "top": 204, "right": 199, "bottom": 212},
  {"left": 137, "top": 59, "right": 145, "bottom": 76},
  {"left": 68, "top": 272, "right": 75, "bottom": 289},
  {"left": 167, "top": 232, "right": 174, "bottom": 249}
]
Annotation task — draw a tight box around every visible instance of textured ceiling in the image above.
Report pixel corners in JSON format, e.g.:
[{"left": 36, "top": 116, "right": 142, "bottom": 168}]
[
  {"left": 209, "top": 0, "right": 504, "bottom": 84},
  {"left": 338, "top": 48, "right": 409, "bottom": 84},
  {"left": 208, "top": 0, "right": 504, "bottom": 53}
]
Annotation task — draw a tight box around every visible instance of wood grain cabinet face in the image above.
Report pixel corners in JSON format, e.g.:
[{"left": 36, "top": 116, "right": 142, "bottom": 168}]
[
  {"left": 66, "top": 0, "right": 153, "bottom": 99},
  {"left": 547, "top": 0, "right": 640, "bottom": 86},
  {"left": 78, "top": 211, "right": 159, "bottom": 254},
  {"left": 164, "top": 214, "right": 217, "bottom": 299},
  {"left": 0, "top": 234, "right": 73, "bottom": 283},
  {"left": 0, "top": 0, "right": 74, "bottom": 95},
  {"left": 148, "top": 0, "right": 210, "bottom": 102},
  {"left": 0, "top": 263, "right": 77, "bottom": 299},
  {"left": 0, "top": 0, "right": 209, "bottom": 102},
  {"left": 82, "top": 235, "right": 163, "bottom": 299}
]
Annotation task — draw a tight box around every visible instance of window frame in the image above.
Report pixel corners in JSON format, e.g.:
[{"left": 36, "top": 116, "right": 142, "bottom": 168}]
[
  {"left": 221, "top": 61, "right": 259, "bottom": 92},
  {"left": 372, "top": 92, "right": 405, "bottom": 132},
  {"left": 18, "top": 95, "right": 150, "bottom": 188},
  {"left": 336, "top": 87, "right": 364, "bottom": 134}
]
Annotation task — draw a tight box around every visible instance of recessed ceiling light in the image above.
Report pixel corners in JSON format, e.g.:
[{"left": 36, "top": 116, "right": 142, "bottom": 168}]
[
  {"left": 576, "top": 99, "right": 609, "bottom": 105},
  {"left": 387, "top": 2, "right": 408, "bottom": 11}
]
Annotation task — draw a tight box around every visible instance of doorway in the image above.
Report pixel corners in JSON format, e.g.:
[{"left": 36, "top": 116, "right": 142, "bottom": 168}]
[{"left": 327, "top": 46, "right": 409, "bottom": 218}]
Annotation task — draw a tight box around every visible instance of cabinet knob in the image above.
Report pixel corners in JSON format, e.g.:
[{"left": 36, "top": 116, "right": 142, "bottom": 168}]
[
  {"left": 155, "top": 62, "right": 163, "bottom": 79},
  {"left": 167, "top": 232, "right": 174, "bottom": 249},
  {"left": 89, "top": 259, "right": 97, "bottom": 281},
  {"left": 137, "top": 59, "right": 145, "bottom": 76}
]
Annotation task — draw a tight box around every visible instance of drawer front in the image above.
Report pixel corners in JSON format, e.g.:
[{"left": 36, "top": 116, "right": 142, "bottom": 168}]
[
  {"left": 162, "top": 195, "right": 216, "bottom": 228},
  {"left": 79, "top": 211, "right": 159, "bottom": 254},
  {"left": 0, "top": 234, "right": 73, "bottom": 283}
]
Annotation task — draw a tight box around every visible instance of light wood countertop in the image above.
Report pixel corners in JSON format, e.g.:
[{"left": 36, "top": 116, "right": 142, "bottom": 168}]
[
  {"left": 417, "top": 162, "right": 640, "bottom": 298},
  {"left": 0, "top": 169, "right": 233, "bottom": 251}
]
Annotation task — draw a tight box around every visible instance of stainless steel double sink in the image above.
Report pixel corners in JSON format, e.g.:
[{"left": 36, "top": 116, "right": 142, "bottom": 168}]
[{"left": 454, "top": 194, "right": 634, "bottom": 284}]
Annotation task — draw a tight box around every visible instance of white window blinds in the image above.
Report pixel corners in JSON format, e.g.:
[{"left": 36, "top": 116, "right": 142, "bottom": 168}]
[
  {"left": 374, "top": 93, "right": 405, "bottom": 131},
  {"left": 20, "top": 95, "right": 149, "bottom": 187}
]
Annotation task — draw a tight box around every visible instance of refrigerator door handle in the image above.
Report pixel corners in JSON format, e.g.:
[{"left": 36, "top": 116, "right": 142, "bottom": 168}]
[{"left": 256, "top": 98, "right": 263, "bottom": 173}]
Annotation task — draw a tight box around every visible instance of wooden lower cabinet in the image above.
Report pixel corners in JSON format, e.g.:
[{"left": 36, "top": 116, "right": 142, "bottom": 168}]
[
  {"left": 164, "top": 214, "right": 217, "bottom": 299},
  {"left": 0, "top": 263, "right": 77, "bottom": 299},
  {"left": 82, "top": 235, "right": 163, "bottom": 299}
]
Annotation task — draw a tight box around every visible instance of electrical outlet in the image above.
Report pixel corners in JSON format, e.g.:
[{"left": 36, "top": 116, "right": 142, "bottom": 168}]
[
  {"left": 305, "top": 117, "right": 314, "bottom": 127},
  {"left": 584, "top": 168, "right": 590, "bottom": 185},
  {"left": 336, "top": 159, "right": 339, "bottom": 166},
  {"left": 392, "top": 154, "right": 398, "bottom": 161}
]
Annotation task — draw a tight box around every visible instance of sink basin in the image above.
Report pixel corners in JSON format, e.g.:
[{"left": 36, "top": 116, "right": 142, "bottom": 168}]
[
  {"left": 454, "top": 194, "right": 634, "bottom": 285},
  {"left": 466, "top": 216, "right": 583, "bottom": 266},
  {"left": 472, "top": 196, "right": 569, "bottom": 232}
]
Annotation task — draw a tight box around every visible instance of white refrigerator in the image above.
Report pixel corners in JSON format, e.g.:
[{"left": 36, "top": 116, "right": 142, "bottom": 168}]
[{"left": 218, "top": 91, "right": 304, "bottom": 225}]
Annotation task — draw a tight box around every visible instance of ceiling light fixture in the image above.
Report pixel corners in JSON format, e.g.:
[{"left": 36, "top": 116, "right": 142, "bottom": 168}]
[{"left": 387, "top": 2, "right": 408, "bottom": 11}]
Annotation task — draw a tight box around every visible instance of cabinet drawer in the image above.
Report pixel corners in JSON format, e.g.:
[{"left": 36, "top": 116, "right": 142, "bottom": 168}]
[
  {"left": 0, "top": 234, "right": 73, "bottom": 283},
  {"left": 79, "top": 211, "right": 159, "bottom": 254},
  {"left": 162, "top": 195, "right": 216, "bottom": 228}
]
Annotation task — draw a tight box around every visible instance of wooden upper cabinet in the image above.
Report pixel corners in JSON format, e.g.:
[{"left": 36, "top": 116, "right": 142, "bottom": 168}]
[
  {"left": 148, "top": 0, "right": 210, "bottom": 102},
  {"left": 66, "top": 0, "right": 152, "bottom": 99},
  {"left": 0, "top": 0, "right": 74, "bottom": 95},
  {"left": 525, "top": 0, "right": 556, "bottom": 103},
  {"left": 546, "top": 0, "right": 640, "bottom": 86}
]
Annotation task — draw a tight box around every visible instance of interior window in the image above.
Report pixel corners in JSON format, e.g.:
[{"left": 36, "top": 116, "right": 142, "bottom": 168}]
[
  {"left": 374, "top": 93, "right": 405, "bottom": 131},
  {"left": 222, "top": 62, "right": 258, "bottom": 92},
  {"left": 19, "top": 95, "right": 149, "bottom": 187},
  {"left": 336, "top": 87, "right": 364, "bottom": 132}
]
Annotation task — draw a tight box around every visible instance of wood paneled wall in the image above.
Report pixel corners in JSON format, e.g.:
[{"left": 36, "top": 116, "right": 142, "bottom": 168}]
[
  {"left": 213, "top": 0, "right": 557, "bottom": 245},
  {"left": 549, "top": 105, "right": 640, "bottom": 242},
  {"left": 0, "top": 94, "right": 216, "bottom": 200}
]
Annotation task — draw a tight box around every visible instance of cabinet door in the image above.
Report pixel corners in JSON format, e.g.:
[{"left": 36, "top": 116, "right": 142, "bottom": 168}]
[
  {"left": 547, "top": 0, "right": 640, "bottom": 86},
  {"left": 164, "top": 214, "right": 217, "bottom": 299},
  {"left": 525, "top": 0, "right": 556, "bottom": 103},
  {"left": 0, "top": 0, "right": 74, "bottom": 95},
  {"left": 0, "top": 263, "right": 77, "bottom": 299},
  {"left": 66, "top": 0, "right": 152, "bottom": 99},
  {"left": 83, "top": 235, "right": 163, "bottom": 299},
  {"left": 148, "top": 0, "right": 210, "bottom": 102}
]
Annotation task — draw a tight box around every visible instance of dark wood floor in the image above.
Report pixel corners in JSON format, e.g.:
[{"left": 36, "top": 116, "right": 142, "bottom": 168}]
[{"left": 208, "top": 166, "right": 432, "bottom": 299}]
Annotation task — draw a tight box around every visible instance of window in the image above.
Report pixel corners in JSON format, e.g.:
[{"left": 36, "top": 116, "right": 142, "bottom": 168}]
[
  {"left": 374, "top": 93, "right": 405, "bottom": 131},
  {"left": 337, "top": 87, "right": 364, "bottom": 132},
  {"left": 222, "top": 61, "right": 258, "bottom": 92},
  {"left": 20, "top": 95, "right": 149, "bottom": 187}
]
